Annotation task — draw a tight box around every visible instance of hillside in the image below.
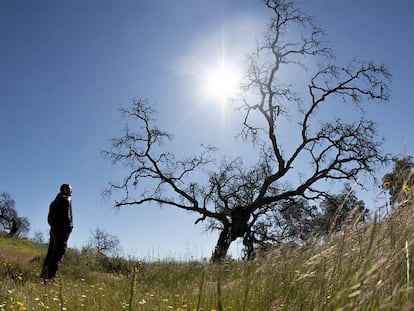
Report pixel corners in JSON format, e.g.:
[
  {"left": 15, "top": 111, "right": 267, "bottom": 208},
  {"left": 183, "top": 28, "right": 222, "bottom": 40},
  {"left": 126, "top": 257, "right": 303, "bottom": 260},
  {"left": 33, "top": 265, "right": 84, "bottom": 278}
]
[{"left": 1, "top": 201, "right": 414, "bottom": 310}]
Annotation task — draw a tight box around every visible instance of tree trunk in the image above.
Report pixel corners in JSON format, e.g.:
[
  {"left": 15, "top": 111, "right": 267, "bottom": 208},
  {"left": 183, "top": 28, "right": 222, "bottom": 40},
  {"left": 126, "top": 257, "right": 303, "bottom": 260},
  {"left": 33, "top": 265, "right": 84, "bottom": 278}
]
[
  {"left": 8, "top": 218, "right": 19, "bottom": 237},
  {"left": 211, "top": 226, "right": 233, "bottom": 263},
  {"left": 211, "top": 208, "right": 252, "bottom": 262},
  {"left": 242, "top": 232, "right": 255, "bottom": 260}
]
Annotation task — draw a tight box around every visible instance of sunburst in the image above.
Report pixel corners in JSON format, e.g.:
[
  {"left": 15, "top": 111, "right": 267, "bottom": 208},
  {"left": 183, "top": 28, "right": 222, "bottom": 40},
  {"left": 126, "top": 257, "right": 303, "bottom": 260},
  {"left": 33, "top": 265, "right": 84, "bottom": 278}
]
[{"left": 203, "top": 62, "right": 241, "bottom": 105}]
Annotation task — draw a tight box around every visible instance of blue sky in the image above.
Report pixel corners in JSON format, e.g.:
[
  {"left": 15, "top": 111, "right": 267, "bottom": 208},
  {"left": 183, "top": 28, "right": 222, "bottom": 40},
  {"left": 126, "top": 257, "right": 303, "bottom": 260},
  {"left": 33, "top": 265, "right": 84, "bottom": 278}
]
[{"left": 1, "top": 0, "right": 413, "bottom": 260}]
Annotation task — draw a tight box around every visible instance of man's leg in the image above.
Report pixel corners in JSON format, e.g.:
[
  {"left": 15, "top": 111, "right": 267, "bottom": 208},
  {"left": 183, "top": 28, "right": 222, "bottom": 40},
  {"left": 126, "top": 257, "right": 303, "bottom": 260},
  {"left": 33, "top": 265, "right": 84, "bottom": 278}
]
[
  {"left": 48, "top": 232, "right": 69, "bottom": 279},
  {"left": 41, "top": 232, "right": 55, "bottom": 279}
]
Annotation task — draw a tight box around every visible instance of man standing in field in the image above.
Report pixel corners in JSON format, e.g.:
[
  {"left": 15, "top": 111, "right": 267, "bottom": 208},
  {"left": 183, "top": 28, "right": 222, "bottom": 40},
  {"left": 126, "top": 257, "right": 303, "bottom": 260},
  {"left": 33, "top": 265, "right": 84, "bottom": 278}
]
[{"left": 41, "top": 184, "right": 73, "bottom": 280}]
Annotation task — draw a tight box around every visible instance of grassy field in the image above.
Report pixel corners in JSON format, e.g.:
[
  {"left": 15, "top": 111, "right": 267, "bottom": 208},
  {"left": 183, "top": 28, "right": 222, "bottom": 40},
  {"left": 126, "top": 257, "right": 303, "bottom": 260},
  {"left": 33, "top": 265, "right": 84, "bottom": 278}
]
[{"left": 1, "top": 197, "right": 414, "bottom": 310}]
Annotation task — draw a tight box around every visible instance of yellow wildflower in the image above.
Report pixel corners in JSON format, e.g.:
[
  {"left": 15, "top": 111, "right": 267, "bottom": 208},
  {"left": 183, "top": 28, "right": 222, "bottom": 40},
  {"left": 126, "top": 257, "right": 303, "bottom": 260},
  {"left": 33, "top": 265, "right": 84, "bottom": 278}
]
[
  {"left": 403, "top": 185, "right": 411, "bottom": 193},
  {"left": 167, "top": 306, "right": 174, "bottom": 310},
  {"left": 16, "top": 301, "right": 27, "bottom": 310},
  {"left": 383, "top": 181, "right": 391, "bottom": 188},
  {"left": 40, "top": 301, "right": 49, "bottom": 309}
]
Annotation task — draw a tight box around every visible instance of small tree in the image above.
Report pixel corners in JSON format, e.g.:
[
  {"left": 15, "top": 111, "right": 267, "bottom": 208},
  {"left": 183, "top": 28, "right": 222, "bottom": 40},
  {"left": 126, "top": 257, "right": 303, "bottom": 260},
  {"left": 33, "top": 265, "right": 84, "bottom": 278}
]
[
  {"left": 32, "top": 230, "right": 45, "bottom": 244},
  {"left": 0, "top": 192, "right": 30, "bottom": 237},
  {"left": 382, "top": 155, "right": 414, "bottom": 207},
  {"left": 88, "top": 227, "right": 121, "bottom": 257},
  {"left": 312, "top": 185, "right": 368, "bottom": 236},
  {"left": 250, "top": 198, "right": 317, "bottom": 253}
]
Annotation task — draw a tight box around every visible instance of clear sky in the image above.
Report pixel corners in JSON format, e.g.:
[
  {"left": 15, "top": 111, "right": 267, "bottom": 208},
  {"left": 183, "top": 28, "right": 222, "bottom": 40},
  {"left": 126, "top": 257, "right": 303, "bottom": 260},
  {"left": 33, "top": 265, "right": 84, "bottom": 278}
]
[{"left": 1, "top": 0, "right": 413, "bottom": 260}]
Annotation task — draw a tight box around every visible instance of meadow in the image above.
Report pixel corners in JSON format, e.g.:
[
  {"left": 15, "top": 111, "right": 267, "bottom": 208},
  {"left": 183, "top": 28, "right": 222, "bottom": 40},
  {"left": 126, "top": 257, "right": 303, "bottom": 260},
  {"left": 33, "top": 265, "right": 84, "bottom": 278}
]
[{"left": 1, "top": 194, "right": 414, "bottom": 310}]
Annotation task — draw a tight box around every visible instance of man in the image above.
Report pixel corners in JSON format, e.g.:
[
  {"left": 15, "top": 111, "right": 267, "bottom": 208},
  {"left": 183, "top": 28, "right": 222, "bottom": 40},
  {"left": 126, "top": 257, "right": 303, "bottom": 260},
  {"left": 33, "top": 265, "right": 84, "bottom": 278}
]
[{"left": 41, "top": 184, "right": 73, "bottom": 280}]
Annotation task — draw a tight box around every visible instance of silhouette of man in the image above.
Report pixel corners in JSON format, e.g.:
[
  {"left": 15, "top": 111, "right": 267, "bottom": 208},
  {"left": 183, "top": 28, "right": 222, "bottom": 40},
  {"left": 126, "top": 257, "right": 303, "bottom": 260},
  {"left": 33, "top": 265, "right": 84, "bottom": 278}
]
[{"left": 41, "top": 184, "right": 73, "bottom": 279}]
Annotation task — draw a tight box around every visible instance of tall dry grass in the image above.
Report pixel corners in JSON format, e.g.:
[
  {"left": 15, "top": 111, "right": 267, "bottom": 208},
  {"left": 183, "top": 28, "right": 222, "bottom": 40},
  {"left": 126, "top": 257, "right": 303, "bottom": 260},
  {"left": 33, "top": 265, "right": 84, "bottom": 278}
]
[{"left": 1, "top": 186, "right": 414, "bottom": 310}]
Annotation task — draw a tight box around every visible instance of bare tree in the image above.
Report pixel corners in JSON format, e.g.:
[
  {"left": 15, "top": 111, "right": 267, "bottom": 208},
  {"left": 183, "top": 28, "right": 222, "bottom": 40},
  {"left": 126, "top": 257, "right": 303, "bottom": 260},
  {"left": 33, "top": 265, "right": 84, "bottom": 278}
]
[
  {"left": 32, "top": 230, "right": 46, "bottom": 244},
  {"left": 104, "top": 0, "right": 390, "bottom": 262},
  {"left": 0, "top": 192, "right": 30, "bottom": 237},
  {"left": 88, "top": 227, "right": 121, "bottom": 256}
]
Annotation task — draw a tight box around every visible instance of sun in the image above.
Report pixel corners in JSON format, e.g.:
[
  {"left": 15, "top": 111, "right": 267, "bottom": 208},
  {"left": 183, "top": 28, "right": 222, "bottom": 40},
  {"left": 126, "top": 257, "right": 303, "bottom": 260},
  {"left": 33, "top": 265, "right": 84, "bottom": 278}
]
[{"left": 203, "top": 62, "right": 241, "bottom": 104}]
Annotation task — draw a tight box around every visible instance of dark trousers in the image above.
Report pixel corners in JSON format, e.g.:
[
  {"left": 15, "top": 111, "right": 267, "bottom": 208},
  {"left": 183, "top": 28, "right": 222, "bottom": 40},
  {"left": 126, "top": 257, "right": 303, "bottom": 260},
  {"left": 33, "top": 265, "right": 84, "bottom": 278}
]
[{"left": 41, "top": 229, "right": 70, "bottom": 279}]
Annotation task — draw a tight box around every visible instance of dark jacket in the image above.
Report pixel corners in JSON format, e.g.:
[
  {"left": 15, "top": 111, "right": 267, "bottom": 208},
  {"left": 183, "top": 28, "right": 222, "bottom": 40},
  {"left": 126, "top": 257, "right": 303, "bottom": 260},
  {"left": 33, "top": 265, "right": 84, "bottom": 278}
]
[{"left": 48, "top": 193, "right": 73, "bottom": 234}]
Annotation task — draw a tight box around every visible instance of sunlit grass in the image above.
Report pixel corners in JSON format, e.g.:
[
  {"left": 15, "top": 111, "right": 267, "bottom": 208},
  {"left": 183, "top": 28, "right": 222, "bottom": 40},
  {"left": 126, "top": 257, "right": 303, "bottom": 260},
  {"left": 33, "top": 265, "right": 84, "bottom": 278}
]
[
  {"left": 0, "top": 256, "right": 277, "bottom": 310},
  {"left": 1, "top": 187, "right": 414, "bottom": 310}
]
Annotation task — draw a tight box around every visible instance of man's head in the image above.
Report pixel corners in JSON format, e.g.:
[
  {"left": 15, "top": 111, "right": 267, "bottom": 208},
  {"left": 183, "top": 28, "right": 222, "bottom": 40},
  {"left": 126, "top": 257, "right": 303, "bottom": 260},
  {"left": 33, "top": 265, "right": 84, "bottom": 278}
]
[{"left": 60, "top": 184, "right": 72, "bottom": 196}]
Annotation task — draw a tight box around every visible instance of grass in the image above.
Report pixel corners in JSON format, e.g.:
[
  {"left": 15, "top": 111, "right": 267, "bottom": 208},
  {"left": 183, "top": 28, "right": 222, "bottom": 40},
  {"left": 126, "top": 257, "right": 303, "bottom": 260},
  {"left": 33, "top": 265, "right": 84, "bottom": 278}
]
[{"left": 1, "top": 192, "right": 414, "bottom": 310}]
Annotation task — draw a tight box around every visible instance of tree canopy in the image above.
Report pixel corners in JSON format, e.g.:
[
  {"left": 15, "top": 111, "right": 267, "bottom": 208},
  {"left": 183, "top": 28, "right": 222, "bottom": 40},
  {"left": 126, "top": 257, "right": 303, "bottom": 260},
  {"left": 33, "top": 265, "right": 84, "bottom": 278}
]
[
  {"left": 312, "top": 184, "right": 368, "bottom": 236},
  {"left": 382, "top": 155, "right": 414, "bottom": 208}
]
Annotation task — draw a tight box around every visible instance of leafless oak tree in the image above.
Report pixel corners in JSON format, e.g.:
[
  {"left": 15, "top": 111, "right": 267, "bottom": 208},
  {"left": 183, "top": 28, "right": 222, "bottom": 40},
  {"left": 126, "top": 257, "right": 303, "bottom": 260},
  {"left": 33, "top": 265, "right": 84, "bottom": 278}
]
[
  {"left": 0, "top": 192, "right": 30, "bottom": 237},
  {"left": 88, "top": 227, "right": 121, "bottom": 256},
  {"left": 104, "top": 0, "right": 390, "bottom": 262}
]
